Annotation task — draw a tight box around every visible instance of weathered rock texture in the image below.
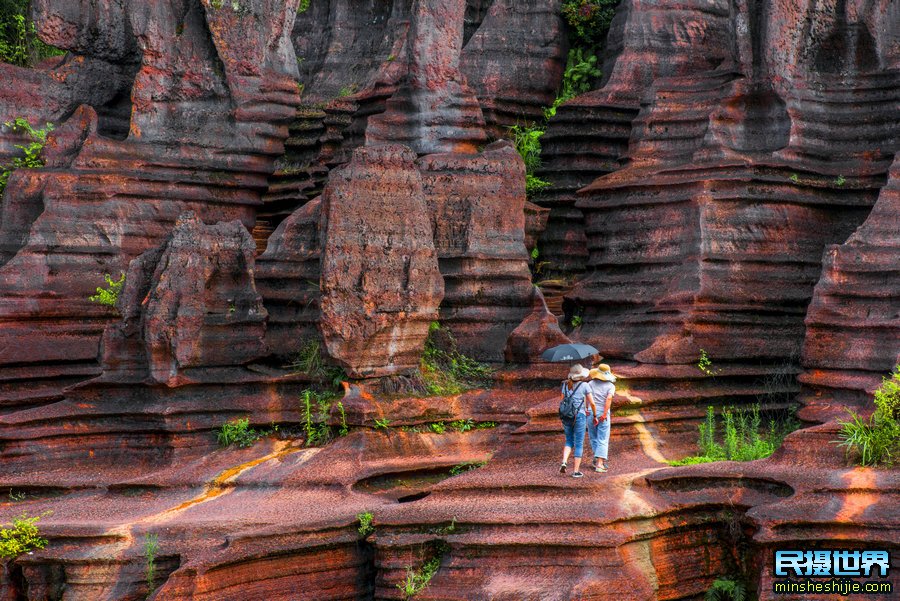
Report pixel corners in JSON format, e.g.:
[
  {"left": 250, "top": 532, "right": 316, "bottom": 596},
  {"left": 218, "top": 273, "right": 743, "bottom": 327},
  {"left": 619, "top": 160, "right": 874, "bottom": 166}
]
[
  {"left": 101, "top": 213, "right": 267, "bottom": 386},
  {"left": 0, "top": 0, "right": 300, "bottom": 414},
  {"left": 565, "top": 0, "right": 900, "bottom": 390},
  {"left": 366, "top": 0, "right": 487, "bottom": 154},
  {"left": 319, "top": 145, "right": 443, "bottom": 378},
  {"left": 504, "top": 286, "right": 571, "bottom": 364},
  {"left": 418, "top": 141, "right": 533, "bottom": 361},
  {"left": 255, "top": 198, "right": 323, "bottom": 359},
  {"left": 459, "top": 0, "right": 567, "bottom": 138},
  {"left": 1, "top": 0, "right": 899, "bottom": 599},
  {"left": 799, "top": 153, "right": 900, "bottom": 420}
]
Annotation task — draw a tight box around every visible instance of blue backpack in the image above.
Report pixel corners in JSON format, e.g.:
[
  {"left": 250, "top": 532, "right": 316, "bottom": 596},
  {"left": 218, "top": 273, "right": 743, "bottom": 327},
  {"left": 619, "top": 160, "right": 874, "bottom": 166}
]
[{"left": 559, "top": 382, "right": 586, "bottom": 424}]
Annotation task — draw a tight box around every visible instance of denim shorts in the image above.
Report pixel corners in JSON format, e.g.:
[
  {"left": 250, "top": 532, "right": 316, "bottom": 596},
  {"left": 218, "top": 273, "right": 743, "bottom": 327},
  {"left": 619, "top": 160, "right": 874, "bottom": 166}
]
[{"left": 562, "top": 412, "right": 587, "bottom": 458}]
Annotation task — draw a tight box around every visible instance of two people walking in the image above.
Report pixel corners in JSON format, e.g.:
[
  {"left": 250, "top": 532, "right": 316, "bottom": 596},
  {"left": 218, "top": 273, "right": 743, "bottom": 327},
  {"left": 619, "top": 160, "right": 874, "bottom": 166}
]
[{"left": 559, "top": 363, "right": 616, "bottom": 478}]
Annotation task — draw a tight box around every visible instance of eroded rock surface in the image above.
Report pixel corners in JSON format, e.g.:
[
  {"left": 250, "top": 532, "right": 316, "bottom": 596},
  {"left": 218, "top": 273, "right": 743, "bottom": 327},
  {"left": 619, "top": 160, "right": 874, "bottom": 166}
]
[{"left": 319, "top": 144, "right": 443, "bottom": 378}]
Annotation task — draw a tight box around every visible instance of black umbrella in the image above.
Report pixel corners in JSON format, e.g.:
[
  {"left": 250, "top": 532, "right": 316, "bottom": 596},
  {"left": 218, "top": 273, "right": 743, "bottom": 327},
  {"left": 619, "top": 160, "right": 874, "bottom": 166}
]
[{"left": 541, "top": 343, "right": 600, "bottom": 363}]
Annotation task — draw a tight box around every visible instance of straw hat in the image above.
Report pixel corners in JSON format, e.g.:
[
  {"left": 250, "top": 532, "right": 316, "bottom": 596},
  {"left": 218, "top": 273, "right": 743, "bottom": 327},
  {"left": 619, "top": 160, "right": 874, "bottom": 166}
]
[
  {"left": 590, "top": 364, "right": 616, "bottom": 382},
  {"left": 567, "top": 365, "right": 590, "bottom": 381}
]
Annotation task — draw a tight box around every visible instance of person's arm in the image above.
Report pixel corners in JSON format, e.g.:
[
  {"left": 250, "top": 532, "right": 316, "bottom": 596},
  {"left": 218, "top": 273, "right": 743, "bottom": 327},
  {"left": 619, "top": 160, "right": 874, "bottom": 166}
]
[
  {"left": 598, "top": 387, "right": 614, "bottom": 421},
  {"left": 585, "top": 390, "right": 597, "bottom": 421}
]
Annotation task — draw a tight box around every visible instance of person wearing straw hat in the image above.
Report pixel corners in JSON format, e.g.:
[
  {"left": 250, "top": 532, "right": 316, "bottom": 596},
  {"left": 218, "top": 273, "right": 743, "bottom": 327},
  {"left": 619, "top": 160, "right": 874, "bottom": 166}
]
[
  {"left": 587, "top": 364, "right": 617, "bottom": 473},
  {"left": 559, "top": 364, "right": 596, "bottom": 478}
]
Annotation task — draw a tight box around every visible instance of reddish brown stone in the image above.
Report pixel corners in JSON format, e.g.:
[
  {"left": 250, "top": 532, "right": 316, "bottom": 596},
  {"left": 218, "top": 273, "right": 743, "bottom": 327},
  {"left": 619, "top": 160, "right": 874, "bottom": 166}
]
[
  {"left": 255, "top": 198, "right": 323, "bottom": 360},
  {"left": 365, "top": 0, "right": 487, "bottom": 154},
  {"left": 319, "top": 144, "right": 443, "bottom": 378},
  {"left": 799, "top": 154, "right": 900, "bottom": 420},
  {"left": 504, "top": 287, "right": 571, "bottom": 364},
  {"left": 0, "top": 0, "right": 301, "bottom": 411},
  {"left": 418, "top": 140, "right": 533, "bottom": 362},
  {"left": 459, "top": 0, "right": 567, "bottom": 137},
  {"left": 101, "top": 213, "right": 267, "bottom": 386}
]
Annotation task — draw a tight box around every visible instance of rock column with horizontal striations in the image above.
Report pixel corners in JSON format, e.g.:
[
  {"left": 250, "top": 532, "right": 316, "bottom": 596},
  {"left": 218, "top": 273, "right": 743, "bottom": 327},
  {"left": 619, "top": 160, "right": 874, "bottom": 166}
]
[
  {"left": 418, "top": 140, "right": 534, "bottom": 361},
  {"left": 255, "top": 198, "right": 323, "bottom": 359},
  {"left": 365, "top": 0, "right": 486, "bottom": 154},
  {"left": 319, "top": 145, "right": 443, "bottom": 378},
  {"left": 101, "top": 213, "right": 267, "bottom": 386},
  {"left": 799, "top": 154, "right": 900, "bottom": 420},
  {"left": 459, "top": 0, "right": 567, "bottom": 137}
]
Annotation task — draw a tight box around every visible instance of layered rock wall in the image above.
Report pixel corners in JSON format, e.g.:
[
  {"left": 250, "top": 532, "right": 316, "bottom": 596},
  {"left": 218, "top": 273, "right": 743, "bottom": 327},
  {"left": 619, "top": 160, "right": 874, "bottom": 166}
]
[{"left": 0, "top": 0, "right": 301, "bottom": 412}]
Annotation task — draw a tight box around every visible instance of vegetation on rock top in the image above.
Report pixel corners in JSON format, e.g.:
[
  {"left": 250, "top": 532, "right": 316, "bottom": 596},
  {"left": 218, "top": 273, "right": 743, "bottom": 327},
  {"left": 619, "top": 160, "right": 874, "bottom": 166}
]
[{"left": 837, "top": 365, "right": 900, "bottom": 467}]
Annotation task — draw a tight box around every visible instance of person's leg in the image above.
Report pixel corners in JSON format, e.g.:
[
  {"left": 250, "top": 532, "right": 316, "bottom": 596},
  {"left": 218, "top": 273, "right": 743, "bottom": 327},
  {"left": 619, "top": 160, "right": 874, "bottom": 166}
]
[
  {"left": 587, "top": 415, "right": 600, "bottom": 463},
  {"left": 572, "top": 413, "right": 586, "bottom": 474},
  {"left": 597, "top": 411, "right": 611, "bottom": 469},
  {"left": 562, "top": 420, "right": 574, "bottom": 471}
]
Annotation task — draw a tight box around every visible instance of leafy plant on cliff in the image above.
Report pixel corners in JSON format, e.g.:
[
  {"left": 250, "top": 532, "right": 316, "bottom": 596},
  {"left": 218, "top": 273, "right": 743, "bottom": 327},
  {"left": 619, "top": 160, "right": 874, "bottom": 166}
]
[
  {"left": 420, "top": 322, "right": 493, "bottom": 396},
  {"left": 836, "top": 365, "right": 900, "bottom": 467},
  {"left": 297, "top": 0, "right": 311, "bottom": 13},
  {"left": 0, "top": 511, "right": 49, "bottom": 559},
  {"left": 357, "top": 511, "right": 374, "bottom": 538},
  {"left": 0, "top": 117, "right": 53, "bottom": 197},
  {"left": 144, "top": 533, "right": 159, "bottom": 597},
  {"left": 398, "top": 548, "right": 446, "bottom": 599},
  {"left": 0, "top": 0, "right": 63, "bottom": 67},
  {"left": 696, "top": 349, "right": 721, "bottom": 377},
  {"left": 88, "top": 272, "right": 125, "bottom": 308},
  {"left": 217, "top": 418, "right": 262, "bottom": 448},
  {"left": 561, "top": 0, "right": 620, "bottom": 47},
  {"left": 287, "top": 339, "right": 346, "bottom": 387},
  {"left": 301, "top": 388, "right": 344, "bottom": 446},
  {"left": 543, "top": 47, "right": 604, "bottom": 120},
  {"left": 705, "top": 577, "right": 747, "bottom": 601},
  {"left": 508, "top": 123, "right": 552, "bottom": 198}
]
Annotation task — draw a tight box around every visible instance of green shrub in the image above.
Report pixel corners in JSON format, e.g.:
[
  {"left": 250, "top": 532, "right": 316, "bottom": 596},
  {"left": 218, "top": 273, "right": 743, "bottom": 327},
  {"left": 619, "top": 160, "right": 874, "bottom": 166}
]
[
  {"left": 544, "top": 47, "right": 603, "bottom": 120},
  {"left": 287, "top": 339, "right": 346, "bottom": 387},
  {"left": 357, "top": 512, "right": 374, "bottom": 538},
  {"left": 429, "top": 422, "right": 446, "bottom": 434},
  {"left": 302, "top": 388, "right": 343, "bottom": 446},
  {"left": 217, "top": 418, "right": 261, "bottom": 448},
  {"left": 0, "top": 117, "right": 53, "bottom": 196},
  {"left": 297, "top": 0, "right": 311, "bottom": 13},
  {"left": 144, "top": 533, "right": 159, "bottom": 596},
  {"left": 0, "top": 511, "right": 48, "bottom": 559},
  {"left": 88, "top": 272, "right": 125, "bottom": 308},
  {"left": 874, "top": 365, "right": 900, "bottom": 420},
  {"left": 561, "top": 0, "right": 619, "bottom": 46},
  {"left": 837, "top": 366, "right": 900, "bottom": 467},
  {"left": 0, "top": 1, "right": 64, "bottom": 67},
  {"left": 398, "top": 554, "right": 442, "bottom": 599},
  {"left": 705, "top": 577, "right": 747, "bottom": 601},
  {"left": 508, "top": 123, "right": 551, "bottom": 198},
  {"left": 448, "top": 419, "right": 474, "bottom": 433},
  {"left": 420, "top": 322, "right": 493, "bottom": 396},
  {"left": 374, "top": 417, "right": 391, "bottom": 430},
  {"left": 670, "top": 404, "right": 797, "bottom": 466}
]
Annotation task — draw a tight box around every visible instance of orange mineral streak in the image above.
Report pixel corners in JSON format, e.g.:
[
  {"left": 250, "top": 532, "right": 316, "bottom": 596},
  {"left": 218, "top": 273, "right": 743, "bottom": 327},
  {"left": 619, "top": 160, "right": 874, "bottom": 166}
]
[
  {"left": 834, "top": 468, "right": 878, "bottom": 527},
  {"left": 159, "top": 441, "right": 313, "bottom": 519}
]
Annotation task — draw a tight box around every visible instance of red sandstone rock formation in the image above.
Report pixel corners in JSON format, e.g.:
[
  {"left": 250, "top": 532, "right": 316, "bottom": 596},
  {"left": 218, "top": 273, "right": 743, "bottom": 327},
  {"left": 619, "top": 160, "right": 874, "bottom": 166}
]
[
  {"left": 0, "top": 0, "right": 898, "bottom": 599},
  {"left": 459, "top": 0, "right": 567, "bottom": 137},
  {"left": 504, "top": 287, "right": 571, "bottom": 364},
  {"left": 319, "top": 144, "right": 443, "bottom": 378},
  {"left": 101, "top": 213, "right": 267, "bottom": 387},
  {"left": 255, "top": 198, "right": 323, "bottom": 359},
  {"left": 0, "top": 0, "right": 300, "bottom": 412},
  {"left": 418, "top": 140, "right": 533, "bottom": 361},
  {"left": 365, "top": 0, "right": 486, "bottom": 154},
  {"left": 799, "top": 153, "right": 900, "bottom": 420}
]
